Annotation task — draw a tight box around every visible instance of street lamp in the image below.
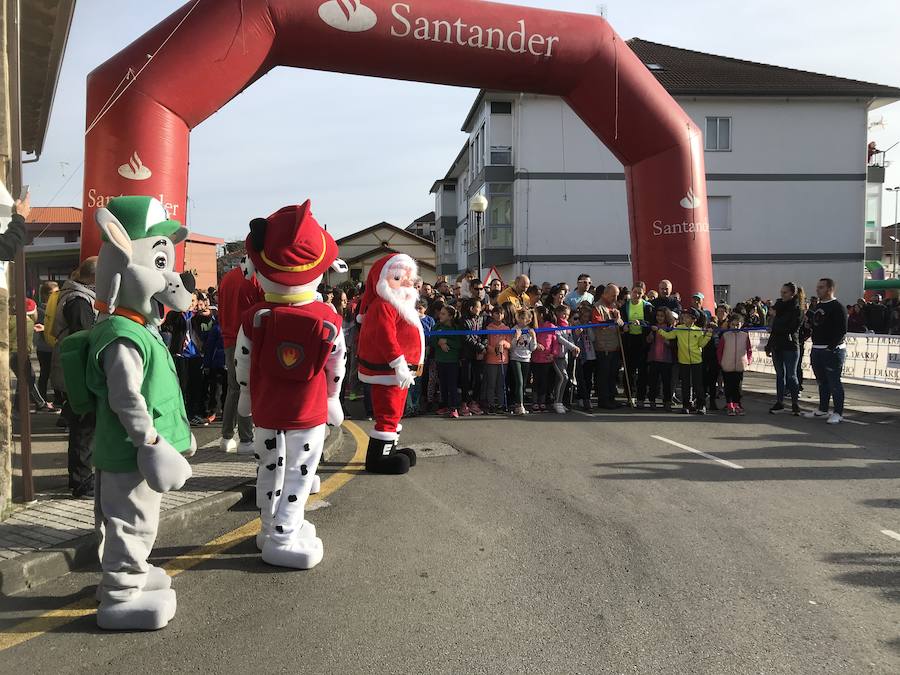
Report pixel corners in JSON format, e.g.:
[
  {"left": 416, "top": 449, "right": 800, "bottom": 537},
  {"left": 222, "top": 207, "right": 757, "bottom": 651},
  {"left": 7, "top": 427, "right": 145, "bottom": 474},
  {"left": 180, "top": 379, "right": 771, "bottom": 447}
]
[
  {"left": 888, "top": 186, "right": 900, "bottom": 279},
  {"left": 470, "top": 194, "right": 489, "bottom": 282}
]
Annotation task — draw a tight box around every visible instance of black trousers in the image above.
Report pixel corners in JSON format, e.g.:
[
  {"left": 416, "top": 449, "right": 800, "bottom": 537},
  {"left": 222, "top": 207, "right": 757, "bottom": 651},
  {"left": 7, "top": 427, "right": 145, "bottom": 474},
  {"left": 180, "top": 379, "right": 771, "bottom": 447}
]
[
  {"left": 206, "top": 367, "right": 227, "bottom": 416},
  {"left": 10, "top": 352, "right": 45, "bottom": 409},
  {"left": 576, "top": 360, "right": 596, "bottom": 405},
  {"left": 647, "top": 361, "right": 673, "bottom": 404},
  {"left": 37, "top": 349, "right": 55, "bottom": 402},
  {"left": 679, "top": 363, "right": 705, "bottom": 409},
  {"left": 64, "top": 402, "right": 95, "bottom": 490},
  {"left": 622, "top": 333, "right": 648, "bottom": 401},
  {"left": 180, "top": 357, "right": 206, "bottom": 417},
  {"left": 723, "top": 371, "right": 744, "bottom": 405},
  {"left": 595, "top": 351, "right": 621, "bottom": 405},
  {"left": 532, "top": 362, "right": 553, "bottom": 404}
]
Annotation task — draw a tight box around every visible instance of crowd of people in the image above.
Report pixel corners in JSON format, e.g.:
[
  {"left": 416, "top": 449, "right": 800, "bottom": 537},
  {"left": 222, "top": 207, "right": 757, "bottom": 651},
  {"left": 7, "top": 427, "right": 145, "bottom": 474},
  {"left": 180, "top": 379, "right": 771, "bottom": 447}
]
[
  {"left": 334, "top": 271, "right": 857, "bottom": 427},
  {"left": 14, "top": 254, "right": 868, "bottom": 497}
]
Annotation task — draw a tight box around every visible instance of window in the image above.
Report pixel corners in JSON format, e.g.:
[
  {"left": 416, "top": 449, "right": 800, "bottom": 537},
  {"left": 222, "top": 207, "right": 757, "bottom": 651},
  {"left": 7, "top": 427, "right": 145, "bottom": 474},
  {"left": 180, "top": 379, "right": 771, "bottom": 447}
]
[
  {"left": 491, "top": 101, "right": 512, "bottom": 114},
  {"left": 707, "top": 196, "right": 732, "bottom": 231},
  {"left": 714, "top": 285, "right": 730, "bottom": 305},
  {"left": 866, "top": 184, "right": 881, "bottom": 247},
  {"left": 490, "top": 146, "right": 512, "bottom": 165},
  {"left": 705, "top": 117, "right": 731, "bottom": 151}
]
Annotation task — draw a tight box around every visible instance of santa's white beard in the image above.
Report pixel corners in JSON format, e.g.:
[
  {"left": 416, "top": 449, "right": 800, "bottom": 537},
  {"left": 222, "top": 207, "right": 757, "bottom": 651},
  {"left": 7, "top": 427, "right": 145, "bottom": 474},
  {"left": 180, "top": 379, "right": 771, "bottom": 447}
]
[{"left": 376, "top": 279, "right": 420, "bottom": 327}]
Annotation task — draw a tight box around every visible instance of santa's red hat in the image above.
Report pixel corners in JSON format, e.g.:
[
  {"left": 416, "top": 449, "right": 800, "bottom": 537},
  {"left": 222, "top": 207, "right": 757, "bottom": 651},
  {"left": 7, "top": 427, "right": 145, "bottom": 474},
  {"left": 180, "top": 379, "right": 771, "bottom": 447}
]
[
  {"left": 245, "top": 201, "right": 339, "bottom": 287},
  {"left": 356, "top": 253, "right": 418, "bottom": 323}
]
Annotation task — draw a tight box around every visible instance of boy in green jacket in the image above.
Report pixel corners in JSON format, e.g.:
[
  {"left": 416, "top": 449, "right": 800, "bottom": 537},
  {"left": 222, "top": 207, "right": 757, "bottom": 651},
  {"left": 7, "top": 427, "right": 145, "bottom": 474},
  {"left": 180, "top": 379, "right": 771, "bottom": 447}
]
[{"left": 654, "top": 308, "right": 713, "bottom": 414}]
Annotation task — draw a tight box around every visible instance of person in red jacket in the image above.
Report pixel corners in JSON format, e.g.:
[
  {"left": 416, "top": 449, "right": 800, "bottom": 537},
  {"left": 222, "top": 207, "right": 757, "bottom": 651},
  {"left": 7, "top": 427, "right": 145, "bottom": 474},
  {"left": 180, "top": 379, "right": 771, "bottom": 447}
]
[
  {"left": 217, "top": 259, "right": 264, "bottom": 453},
  {"left": 235, "top": 201, "right": 347, "bottom": 570},
  {"left": 356, "top": 253, "right": 424, "bottom": 474}
]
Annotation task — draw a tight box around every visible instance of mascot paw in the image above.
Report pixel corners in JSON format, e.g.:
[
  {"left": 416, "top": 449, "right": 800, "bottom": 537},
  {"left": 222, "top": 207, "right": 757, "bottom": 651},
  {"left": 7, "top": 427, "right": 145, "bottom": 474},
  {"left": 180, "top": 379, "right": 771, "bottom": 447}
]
[
  {"left": 261, "top": 531, "right": 323, "bottom": 569},
  {"left": 256, "top": 520, "right": 316, "bottom": 552},
  {"left": 96, "top": 588, "right": 177, "bottom": 631},
  {"left": 96, "top": 565, "right": 171, "bottom": 603},
  {"left": 238, "top": 393, "right": 251, "bottom": 418},
  {"left": 327, "top": 397, "right": 344, "bottom": 428},
  {"left": 310, "top": 474, "right": 321, "bottom": 495},
  {"left": 183, "top": 433, "right": 198, "bottom": 458},
  {"left": 138, "top": 437, "right": 193, "bottom": 493}
]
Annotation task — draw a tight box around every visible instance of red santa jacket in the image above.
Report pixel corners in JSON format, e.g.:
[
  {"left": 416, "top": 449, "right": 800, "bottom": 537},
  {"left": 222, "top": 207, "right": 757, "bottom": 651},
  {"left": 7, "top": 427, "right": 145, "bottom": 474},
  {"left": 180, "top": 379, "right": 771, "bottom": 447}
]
[
  {"left": 241, "top": 301, "right": 341, "bottom": 429},
  {"left": 357, "top": 296, "right": 424, "bottom": 386},
  {"left": 218, "top": 266, "right": 264, "bottom": 348}
]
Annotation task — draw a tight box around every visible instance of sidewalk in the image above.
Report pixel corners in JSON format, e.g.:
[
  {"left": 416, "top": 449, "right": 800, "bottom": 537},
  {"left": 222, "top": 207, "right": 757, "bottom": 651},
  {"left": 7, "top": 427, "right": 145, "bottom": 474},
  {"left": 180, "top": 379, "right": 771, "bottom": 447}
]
[
  {"left": 742, "top": 371, "right": 900, "bottom": 419},
  {"left": 0, "top": 419, "right": 343, "bottom": 596}
]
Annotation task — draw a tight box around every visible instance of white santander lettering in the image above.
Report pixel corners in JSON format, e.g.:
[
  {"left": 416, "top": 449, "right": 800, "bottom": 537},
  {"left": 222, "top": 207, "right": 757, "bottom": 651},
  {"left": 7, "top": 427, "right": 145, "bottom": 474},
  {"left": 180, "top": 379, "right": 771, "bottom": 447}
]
[
  {"left": 390, "top": 3, "right": 411, "bottom": 37},
  {"left": 388, "top": 3, "right": 560, "bottom": 58}
]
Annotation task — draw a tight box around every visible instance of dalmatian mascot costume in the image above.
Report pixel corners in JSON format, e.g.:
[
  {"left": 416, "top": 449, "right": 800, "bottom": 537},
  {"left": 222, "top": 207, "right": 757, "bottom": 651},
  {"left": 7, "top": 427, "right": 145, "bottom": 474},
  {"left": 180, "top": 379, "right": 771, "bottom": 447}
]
[
  {"left": 74, "top": 196, "right": 196, "bottom": 631},
  {"left": 356, "top": 253, "right": 424, "bottom": 475},
  {"left": 235, "top": 202, "right": 346, "bottom": 570}
]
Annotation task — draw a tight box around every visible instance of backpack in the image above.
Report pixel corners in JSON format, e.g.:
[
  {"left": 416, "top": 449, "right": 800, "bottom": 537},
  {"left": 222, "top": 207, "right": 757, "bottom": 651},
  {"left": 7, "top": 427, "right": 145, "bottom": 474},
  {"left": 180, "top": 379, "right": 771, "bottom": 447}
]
[
  {"left": 59, "top": 330, "right": 96, "bottom": 415},
  {"left": 43, "top": 290, "right": 60, "bottom": 347}
]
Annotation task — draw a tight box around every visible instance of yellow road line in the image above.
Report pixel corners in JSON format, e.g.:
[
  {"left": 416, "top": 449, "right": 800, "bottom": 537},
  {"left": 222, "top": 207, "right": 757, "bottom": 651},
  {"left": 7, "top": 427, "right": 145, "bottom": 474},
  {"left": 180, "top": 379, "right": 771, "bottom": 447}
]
[{"left": 0, "top": 422, "right": 368, "bottom": 652}]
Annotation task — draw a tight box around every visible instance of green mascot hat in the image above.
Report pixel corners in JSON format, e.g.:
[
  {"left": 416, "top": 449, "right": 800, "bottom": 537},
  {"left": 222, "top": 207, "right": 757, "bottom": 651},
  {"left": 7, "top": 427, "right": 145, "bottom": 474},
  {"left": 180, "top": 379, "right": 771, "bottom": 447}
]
[{"left": 99, "top": 196, "right": 187, "bottom": 243}]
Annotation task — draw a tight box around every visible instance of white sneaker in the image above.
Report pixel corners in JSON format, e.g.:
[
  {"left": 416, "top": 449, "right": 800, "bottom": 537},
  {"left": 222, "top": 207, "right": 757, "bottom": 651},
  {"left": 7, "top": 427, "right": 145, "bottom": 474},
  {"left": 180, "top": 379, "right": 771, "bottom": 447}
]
[
  {"left": 803, "top": 410, "right": 829, "bottom": 419},
  {"left": 827, "top": 413, "right": 843, "bottom": 425},
  {"left": 237, "top": 441, "right": 255, "bottom": 456},
  {"left": 220, "top": 437, "right": 237, "bottom": 453},
  {"left": 553, "top": 403, "right": 567, "bottom": 414}
]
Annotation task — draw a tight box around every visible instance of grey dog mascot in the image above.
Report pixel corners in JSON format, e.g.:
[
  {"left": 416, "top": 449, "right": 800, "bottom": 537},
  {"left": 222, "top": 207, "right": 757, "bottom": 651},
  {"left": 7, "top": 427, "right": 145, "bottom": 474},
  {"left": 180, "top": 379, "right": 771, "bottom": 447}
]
[{"left": 63, "top": 196, "right": 197, "bottom": 630}]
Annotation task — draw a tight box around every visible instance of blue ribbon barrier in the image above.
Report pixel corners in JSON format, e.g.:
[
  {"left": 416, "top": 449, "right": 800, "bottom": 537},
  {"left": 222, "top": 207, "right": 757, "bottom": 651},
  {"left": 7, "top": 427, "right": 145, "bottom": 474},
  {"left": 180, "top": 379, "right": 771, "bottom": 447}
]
[{"left": 423, "top": 322, "right": 771, "bottom": 338}]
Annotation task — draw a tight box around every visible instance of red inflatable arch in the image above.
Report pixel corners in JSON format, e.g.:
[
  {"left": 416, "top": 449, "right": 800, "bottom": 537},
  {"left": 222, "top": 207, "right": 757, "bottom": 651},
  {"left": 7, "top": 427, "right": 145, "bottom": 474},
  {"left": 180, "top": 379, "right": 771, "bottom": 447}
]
[{"left": 82, "top": 0, "right": 714, "bottom": 302}]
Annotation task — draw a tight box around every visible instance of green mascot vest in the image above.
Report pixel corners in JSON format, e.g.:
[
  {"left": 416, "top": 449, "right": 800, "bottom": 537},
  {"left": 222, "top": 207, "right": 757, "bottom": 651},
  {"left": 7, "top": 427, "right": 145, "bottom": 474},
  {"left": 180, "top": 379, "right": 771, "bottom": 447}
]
[{"left": 86, "top": 316, "right": 191, "bottom": 472}]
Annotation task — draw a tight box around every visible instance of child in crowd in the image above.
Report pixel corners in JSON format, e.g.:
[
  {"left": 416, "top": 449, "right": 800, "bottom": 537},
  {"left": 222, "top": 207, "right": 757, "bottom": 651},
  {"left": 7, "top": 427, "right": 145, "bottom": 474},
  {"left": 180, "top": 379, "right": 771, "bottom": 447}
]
[
  {"left": 483, "top": 305, "right": 511, "bottom": 414},
  {"left": 531, "top": 306, "right": 557, "bottom": 412},
  {"left": 202, "top": 317, "right": 227, "bottom": 422},
  {"left": 717, "top": 313, "right": 752, "bottom": 416},
  {"left": 655, "top": 308, "right": 712, "bottom": 414},
  {"left": 573, "top": 302, "right": 597, "bottom": 412},
  {"left": 407, "top": 299, "right": 434, "bottom": 416},
  {"left": 432, "top": 305, "right": 462, "bottom": 418},
  {"left": 509, "top": 308, "right": 538, "bottom": 416},
  {"left": 459, "top": 297, "right": 486, "bottom": 415},
  {"left": 646, "top": 307, "right": 676, "bottom": 410},
  {"left": 551, "top": 304, "right": 580, "bottom": 414}
]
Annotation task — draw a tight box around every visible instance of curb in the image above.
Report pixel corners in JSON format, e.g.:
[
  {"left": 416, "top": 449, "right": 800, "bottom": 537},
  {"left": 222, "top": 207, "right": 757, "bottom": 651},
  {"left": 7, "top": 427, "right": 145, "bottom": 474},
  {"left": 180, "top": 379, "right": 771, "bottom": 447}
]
[{"left": 0, "top": 425, "right": 345, "bottom": 597}]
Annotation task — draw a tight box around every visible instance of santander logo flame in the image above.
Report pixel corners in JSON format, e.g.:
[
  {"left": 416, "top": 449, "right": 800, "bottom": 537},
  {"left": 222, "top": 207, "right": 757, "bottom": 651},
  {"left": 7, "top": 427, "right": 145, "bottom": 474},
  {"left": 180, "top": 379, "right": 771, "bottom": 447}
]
[
  {"left": 679, "top": 188, "right": 701, "bottom": 209},
  {"left": 318, "top": 0, "right": 378, "bottom": 32},
  {"left": 117, "top": 151, "right": 152, "bottom": 181}
]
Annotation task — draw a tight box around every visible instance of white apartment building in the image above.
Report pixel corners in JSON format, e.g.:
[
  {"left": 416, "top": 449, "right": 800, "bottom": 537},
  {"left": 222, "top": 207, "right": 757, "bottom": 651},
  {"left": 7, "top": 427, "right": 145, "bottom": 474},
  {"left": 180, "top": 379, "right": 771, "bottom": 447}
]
[{"left": 431, "top": 39, "right": 900, "bottom": 304}]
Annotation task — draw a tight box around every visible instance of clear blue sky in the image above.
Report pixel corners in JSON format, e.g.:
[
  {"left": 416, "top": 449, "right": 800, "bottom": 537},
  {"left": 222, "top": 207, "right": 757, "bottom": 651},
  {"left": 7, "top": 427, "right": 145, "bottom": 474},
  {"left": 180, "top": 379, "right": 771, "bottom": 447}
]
[{"left": 24, "top": 0, "right": 900, "bottom": 241}]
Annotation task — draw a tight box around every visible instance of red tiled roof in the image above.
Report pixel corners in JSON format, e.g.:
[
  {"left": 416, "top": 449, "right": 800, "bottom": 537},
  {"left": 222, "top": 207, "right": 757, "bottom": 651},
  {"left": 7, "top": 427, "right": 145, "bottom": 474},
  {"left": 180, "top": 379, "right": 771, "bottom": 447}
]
[
  {"left": 628, "top": 39, "right": 900, "bottom": 99},
  {"left": 26, "top": 206, "right": 82, "bottom": 224}
]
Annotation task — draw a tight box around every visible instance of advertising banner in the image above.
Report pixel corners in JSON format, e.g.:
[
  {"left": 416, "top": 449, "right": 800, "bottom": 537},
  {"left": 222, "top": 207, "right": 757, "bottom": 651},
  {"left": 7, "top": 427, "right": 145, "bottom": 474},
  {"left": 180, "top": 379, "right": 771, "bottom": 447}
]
[{"left": 747, "top": 331, "right": 900, "bottom": 387}]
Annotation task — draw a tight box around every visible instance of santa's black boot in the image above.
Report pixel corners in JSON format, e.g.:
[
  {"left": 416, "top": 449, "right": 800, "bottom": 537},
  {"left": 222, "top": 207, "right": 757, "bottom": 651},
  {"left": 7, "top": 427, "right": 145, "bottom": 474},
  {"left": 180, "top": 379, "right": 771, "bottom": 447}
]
[
  {"left": 365, "top": 438, "right": 410, "bottom": 475},
  {"left": 394, "top": 439, "right": 417, "bottom": 468}
]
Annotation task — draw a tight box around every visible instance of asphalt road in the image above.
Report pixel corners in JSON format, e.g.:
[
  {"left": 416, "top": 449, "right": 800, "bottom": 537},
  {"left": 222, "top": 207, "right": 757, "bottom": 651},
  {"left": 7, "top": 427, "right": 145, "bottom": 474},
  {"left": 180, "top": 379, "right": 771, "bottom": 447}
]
[{"left": 1, "top": 394, "right": 898, "bottom": 674}]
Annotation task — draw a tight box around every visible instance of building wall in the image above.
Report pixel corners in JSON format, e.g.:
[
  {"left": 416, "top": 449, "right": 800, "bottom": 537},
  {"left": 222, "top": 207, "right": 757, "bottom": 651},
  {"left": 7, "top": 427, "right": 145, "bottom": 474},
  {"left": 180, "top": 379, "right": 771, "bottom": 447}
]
[
  {"left": 183, "top": 241, "right": 219, "bottom": 292},
  {"left": 440, "top": 93, "right": 870, "bottom": 301}
]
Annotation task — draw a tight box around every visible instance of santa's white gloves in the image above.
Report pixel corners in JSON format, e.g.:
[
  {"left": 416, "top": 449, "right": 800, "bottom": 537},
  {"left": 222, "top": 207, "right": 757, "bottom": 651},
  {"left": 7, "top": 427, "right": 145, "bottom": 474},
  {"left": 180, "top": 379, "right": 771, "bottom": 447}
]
[
  {"left": 137, "top": 435, "right": 192, "bottom": 493},
  {"left": 390, "top": 356, "right": 416, "bottom": 390}
]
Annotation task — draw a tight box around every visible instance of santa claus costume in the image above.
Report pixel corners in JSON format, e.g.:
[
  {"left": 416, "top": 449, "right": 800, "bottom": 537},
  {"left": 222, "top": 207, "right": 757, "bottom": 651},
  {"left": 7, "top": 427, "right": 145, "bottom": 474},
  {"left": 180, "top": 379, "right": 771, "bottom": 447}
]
[
  {"left": 357, "top": 253, "right": 424, "bottom": 475},
  {"left": 235, "top": 202, "right": 347, "bottom": 569}
]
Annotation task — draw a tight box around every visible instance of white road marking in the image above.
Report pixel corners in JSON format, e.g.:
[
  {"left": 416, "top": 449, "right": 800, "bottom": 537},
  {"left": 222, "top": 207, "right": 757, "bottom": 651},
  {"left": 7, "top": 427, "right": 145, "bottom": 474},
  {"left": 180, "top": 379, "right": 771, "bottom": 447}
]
[
  {"left": 842, "top": 418, "right": 869, "bottom": 426},
  {"left": 573, "top": 410, "right": 593, "bottom": 417},
  {"left": 651, "top": 435, "right": 744, "bottom": 470},
  {"left": 880, "top": 529, "right": 900, "bottom": 543}
]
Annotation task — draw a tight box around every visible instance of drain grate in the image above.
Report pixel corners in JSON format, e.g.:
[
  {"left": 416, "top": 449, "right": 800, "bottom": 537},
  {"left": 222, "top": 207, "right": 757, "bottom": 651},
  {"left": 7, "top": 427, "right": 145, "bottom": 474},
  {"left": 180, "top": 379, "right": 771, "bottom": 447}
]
[{"left": 404, "top": 442, "right": 459, "bottom": 458}]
